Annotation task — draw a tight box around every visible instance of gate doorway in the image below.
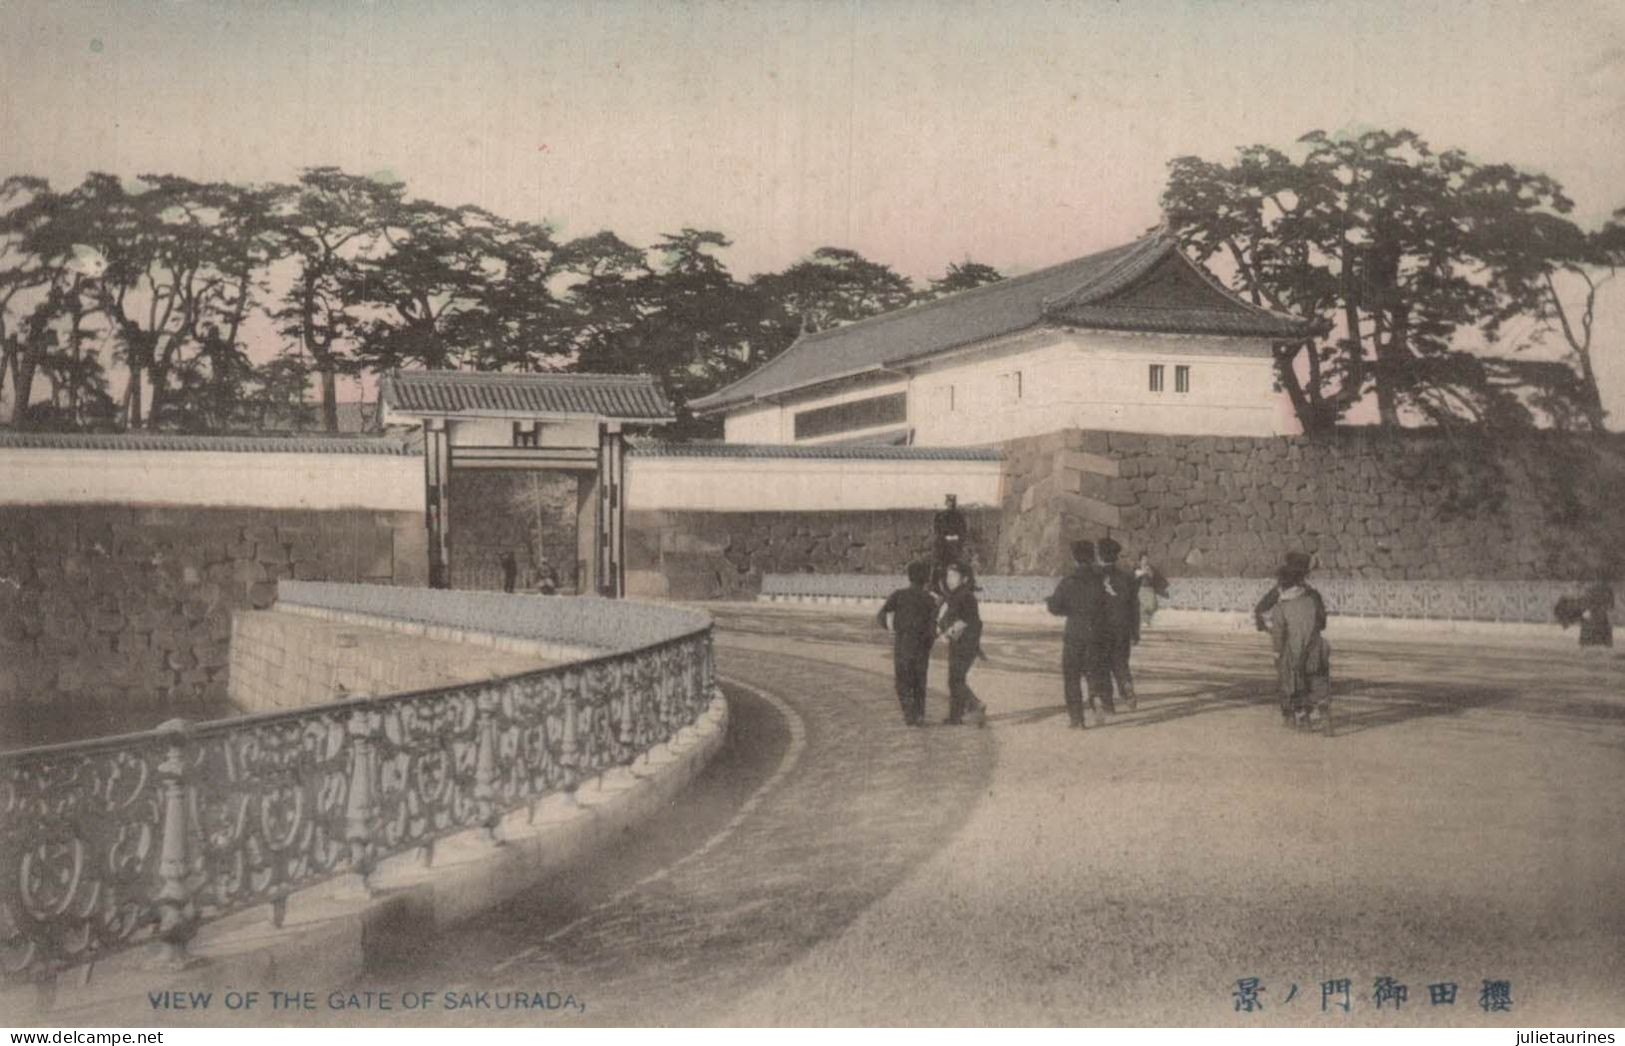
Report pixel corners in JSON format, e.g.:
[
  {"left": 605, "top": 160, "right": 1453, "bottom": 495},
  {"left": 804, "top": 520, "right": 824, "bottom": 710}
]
[{"left": 379, "top": 371, "right": 674, "bottom": 597}]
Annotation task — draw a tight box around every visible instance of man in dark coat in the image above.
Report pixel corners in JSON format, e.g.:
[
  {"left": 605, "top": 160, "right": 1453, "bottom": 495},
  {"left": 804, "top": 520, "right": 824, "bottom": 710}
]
[
  {"left": 1046, "top": 539, "right": 1102, "bottom": 728},
  {"left": 877, "top": 560, "right": 939, "bottom": 726},
  {"left": 1090, "top": 538, "right": 1141, "bottom": 713},
  {"left": 931, "top": 494, "right": 968, "bottom": 589}
]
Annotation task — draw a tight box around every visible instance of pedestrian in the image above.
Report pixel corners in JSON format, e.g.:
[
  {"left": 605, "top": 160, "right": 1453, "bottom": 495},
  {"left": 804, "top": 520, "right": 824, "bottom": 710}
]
[
  {"left": 1579, "top": 577, "right": 1615, "bottom": 650},
  {"left": 877, "top": 561, "right": 939, "bottom": 726},
  {"left": 499, "top": 551, "right": 519, "bottom": 594},
  {"left": 533, "top": 560, "right": 561, "bottom": 596},
  {"left": 1253, "top": 552, "right": 1326, "bottom": 634},
  {"left": 1134, "top": 551, "right": 1168, "bottom": 630},
  {"left": 1266, "top": 554, "right": 1332, "bottom": 732},
  {"left": 1090, "top": 538, "right": 1140, "bottom": 713},
  {"left": 931, "top": 493, "right": 968, "bottom": 593},
  {"left": 936, "top": 562, "right": 987, "bottom": 727},
  {"left": 1046, "top": 539, "right": 1103, "bottom": 728}
]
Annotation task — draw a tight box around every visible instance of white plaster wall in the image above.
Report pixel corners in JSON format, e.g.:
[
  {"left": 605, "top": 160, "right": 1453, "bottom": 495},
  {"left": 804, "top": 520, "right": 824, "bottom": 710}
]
[
  {"left": 719, "top": 328, "right": 1294, "bottom": 445},
  {"left": 723, "top": 402, "right": 784, "bottom": 443},
  {"left": 0, "top": 448, "right": 424, "bottom": 511},
  {"left": 908, "top": 330, "right": 1289, "bottom": 443},
  {"left": 625, "top": 455, "right": 1001, "bottom": 512}
]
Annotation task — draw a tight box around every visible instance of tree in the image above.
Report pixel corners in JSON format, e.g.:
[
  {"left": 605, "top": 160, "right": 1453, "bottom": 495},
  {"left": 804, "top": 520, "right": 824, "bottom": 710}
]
[
  {"left": 1162, "top": 129, "right": 1578, "bottom": 432},
  {"left": 272, "top": 168, "right": 401, "bottom": 431},
  {"left": 0, "top": 177, "right": 104, "bottom": 427},
  {"left": 562, "top": 229, "right": 758, "bottom": 438},
  {"left": 1482, "top": 205, "right": 1624, "bottom": 432},
  {"left": 746, "top": 246, "right": 920, "bottom": 367},
  {"left": 341, "top": 196, "right": 572, "bottom": 377},
  {"left": 927, "top": 260, "right": 1004, "bottom": 298}
]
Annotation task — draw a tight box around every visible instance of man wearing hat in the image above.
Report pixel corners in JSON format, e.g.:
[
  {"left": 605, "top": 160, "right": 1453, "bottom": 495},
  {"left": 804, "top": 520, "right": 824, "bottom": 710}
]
[
  {"left": 1090, "top": 537, "right": 1141, "bottom": 713},
  {"left": 1253, "top": 552, "right": 1326, "bottom": 633},
  {"left": 931, "top": 493, "right": 969, "bottom": 591}
]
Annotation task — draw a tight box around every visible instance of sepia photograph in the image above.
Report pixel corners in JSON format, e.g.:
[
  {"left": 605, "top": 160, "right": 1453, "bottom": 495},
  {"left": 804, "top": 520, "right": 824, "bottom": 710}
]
[{"left": 1, "top": 0, "right": 1622, "bottom": 1033}]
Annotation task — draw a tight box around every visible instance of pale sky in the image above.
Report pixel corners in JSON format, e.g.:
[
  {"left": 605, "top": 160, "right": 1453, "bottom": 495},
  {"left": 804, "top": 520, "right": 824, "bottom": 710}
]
[{"left": 3, "top": 0, "right": 1624, "bottom": 413}]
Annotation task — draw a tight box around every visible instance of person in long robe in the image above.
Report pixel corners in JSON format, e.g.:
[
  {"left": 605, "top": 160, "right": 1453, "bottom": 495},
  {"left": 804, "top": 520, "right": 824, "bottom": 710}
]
[
  {"left": 1267, "top": 558, "right": 1332, "bottom": 732},
  {"left": 1579, "top": 580, "right": 1615, "bottom": 650}
]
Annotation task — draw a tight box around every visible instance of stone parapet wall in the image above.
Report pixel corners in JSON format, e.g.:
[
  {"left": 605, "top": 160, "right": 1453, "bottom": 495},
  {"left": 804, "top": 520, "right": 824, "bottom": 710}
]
[
  {"left": 229, "top": 609, "right": 550, "bottom": 714},
  {"left": 997, "top": 428, "right": 1625, "bottom": 581},
  {"left": 0, "top": 506, "right": 427, "bottom": 710},
  {"left": 624, "top": 508, "right": 1002, "bottom": 600}
]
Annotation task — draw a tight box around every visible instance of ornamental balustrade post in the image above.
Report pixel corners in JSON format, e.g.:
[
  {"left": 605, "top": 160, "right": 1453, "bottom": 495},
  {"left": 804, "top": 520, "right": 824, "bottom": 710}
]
[
  {"left": 560, "top": 679, "right": 580, "bottom": 802},
  {"left": 340, "top": 707, "right": 381, "bottom": 895},
  {"left": 150, "top": 719, "right": 199, "bottom": 970},
  {"left": 703, "top": 634, "right": 718, "bottom": 703},
  {"left": 473, "top": 686, "right": 502, "bottom": 844},
  {"left": 616, "top": 662, "right": 637, "bottom": 769}
]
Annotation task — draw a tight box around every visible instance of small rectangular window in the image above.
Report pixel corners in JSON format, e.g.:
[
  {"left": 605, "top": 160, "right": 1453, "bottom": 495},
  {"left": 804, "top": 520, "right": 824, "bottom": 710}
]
[
  {"left": 512, "top": 422, "right": 540, "bottom": 447},
  {"left": 999, "top": 370, "right": 1023, "bottom": 404},
  {"left": 1149, "top": 364, "right": 1165, "bottom": 393},
  {"left": 1175, "top": 365, "right": 1190, "bottom": 393}
]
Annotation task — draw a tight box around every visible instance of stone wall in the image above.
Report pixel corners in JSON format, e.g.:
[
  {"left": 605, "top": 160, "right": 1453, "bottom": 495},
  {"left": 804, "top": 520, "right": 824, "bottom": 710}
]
[
  {"left": 624, "top": 508, "right": 1002, "bottom": 600},
  {"left": 0, "top": 506, "right": 426, "bottom": 711},
  {"left": 229, "top": 609, "right": 546, "bottom": 714},
  {"left": 998, "top": 428, "right": 1625, "bottom": 580}
]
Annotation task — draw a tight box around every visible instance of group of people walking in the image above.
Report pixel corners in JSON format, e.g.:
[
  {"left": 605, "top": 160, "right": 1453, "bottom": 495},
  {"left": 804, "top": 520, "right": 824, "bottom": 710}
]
[
  {"left": 876, "top": 559, "right": 988, "bottom": 727},
  {"left": 1045, "top": 538, "right": 1163, "bottom": 728},
  {"left": 875, "top": 493, "right": 1336, "bottom": 734}
]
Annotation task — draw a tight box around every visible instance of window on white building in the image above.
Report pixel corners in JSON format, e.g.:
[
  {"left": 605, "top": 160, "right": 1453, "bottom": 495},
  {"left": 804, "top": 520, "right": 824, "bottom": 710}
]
[
  {"left": 1175, "top": 365, "right": 1190, "bottom": 393},
  {"left": 999, "top": 370, "right": 1023, "bottom": 404},
  {"left": 1148, "top": 364, "right": 1165, "bottom": 393},
  {"left": 931, "top": 385, "right": 956, "bottom": 413}
]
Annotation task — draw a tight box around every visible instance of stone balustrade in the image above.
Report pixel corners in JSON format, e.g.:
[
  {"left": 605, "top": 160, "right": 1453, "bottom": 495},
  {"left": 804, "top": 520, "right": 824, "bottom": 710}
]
[
  {"left": 759, "top": 573, "right": 1607, "bottom": 624},
  {"left": 0, "top": 582, "right": 719, "bottom": 984}
]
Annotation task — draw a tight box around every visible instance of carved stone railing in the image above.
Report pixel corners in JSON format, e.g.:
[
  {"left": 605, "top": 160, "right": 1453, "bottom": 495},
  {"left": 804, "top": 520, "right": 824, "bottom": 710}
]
[
  {"left": 0, "top": 583, "right": 719, "bottom": 984},
  {"left": 759, "top": 573, "right": 1608, "bottom": 624}
]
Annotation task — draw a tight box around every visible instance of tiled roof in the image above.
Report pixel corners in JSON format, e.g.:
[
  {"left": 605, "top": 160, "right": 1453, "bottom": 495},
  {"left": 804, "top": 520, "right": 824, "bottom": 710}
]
[
  {"left": 381, "top": 371, "right": 675, "bottom": 422},
  {"left": 0, "top": 431, "right": 421, "bottom": 455},
  {"left": 691, "top": 232, "right": 1312, "bottom": 413},
  {"left": 627, "top": 440, "right": 1002, "bottom": 462}
]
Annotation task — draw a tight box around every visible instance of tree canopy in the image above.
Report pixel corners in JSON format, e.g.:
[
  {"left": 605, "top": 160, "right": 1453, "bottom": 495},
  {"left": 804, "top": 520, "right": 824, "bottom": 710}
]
[
  {"left": 1161, "top": 128, "right": 1617, "bottom": 433},
  {"left": 0, "top": 166, "right": 1009, "bottom": 437}
]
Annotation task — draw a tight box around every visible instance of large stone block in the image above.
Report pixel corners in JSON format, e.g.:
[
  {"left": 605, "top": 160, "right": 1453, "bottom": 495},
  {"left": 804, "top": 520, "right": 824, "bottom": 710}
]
[{"left": 1052, "top": 493, "right": 1121, "bottom": 530}]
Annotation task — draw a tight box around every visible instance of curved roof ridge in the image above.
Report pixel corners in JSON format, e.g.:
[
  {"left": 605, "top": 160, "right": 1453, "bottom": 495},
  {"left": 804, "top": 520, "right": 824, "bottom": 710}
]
[
  {"left": 793, "top": 236, "right": 1151, "bottom": 345},
  {"left": 1165, "top": 248, "right": 1313, "bottom": 325},
  {"left": 691, "top": 235, "right": 1154, "bottom": 411},
  {"left": 387, "top": 369, "right": 664, "bottom": 384}
]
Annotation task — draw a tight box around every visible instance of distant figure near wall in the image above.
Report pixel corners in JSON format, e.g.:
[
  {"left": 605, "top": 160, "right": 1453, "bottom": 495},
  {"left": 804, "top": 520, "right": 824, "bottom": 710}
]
[
  {"left": 931, "top": 493, "right": 968, "bottom": 591},
  {"left": 1557, "top": 579, "right": 1615, "bottom": 650}
]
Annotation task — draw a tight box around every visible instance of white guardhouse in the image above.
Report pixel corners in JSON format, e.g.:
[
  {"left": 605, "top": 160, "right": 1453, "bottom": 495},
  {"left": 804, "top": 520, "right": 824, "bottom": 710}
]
[
  {"left": 380, "top": 371, "right": 675, "bottom": 596},
  {"left": 691, "top": 232, "right": 1313, "bottom": 446}
]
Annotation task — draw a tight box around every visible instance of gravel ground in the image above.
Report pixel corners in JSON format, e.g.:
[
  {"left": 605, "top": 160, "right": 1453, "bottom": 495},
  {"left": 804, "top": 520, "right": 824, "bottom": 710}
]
[{"left": 713, "top": 606, "right": 1625, "bottom": 1027}]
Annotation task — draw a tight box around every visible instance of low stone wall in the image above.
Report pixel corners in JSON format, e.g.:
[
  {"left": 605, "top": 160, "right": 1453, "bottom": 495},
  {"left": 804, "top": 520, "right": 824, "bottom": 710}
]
[
  {"left": 998, "top": 428, "right": 1625, "bottom": 581},
  {"left": 624, "top": 508, "right": 1002, "bottom": 600},
  {"left": 0, "top": 506, "right": 427, "bottom": 710},
  {"left": 229, "top": 610, "right": 551, "bottom": 714}
]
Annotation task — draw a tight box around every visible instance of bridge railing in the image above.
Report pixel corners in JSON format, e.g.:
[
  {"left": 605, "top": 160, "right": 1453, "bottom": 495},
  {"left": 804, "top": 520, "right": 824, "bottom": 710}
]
[{"left": 0, "top": 583, "right": 719, "bottom": 984}]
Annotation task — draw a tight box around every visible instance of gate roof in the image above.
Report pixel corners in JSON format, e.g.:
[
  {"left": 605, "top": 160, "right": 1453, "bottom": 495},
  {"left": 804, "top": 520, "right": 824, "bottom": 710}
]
[{"left": 381, "top": 371, "right": 674, "bottom": 423}]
